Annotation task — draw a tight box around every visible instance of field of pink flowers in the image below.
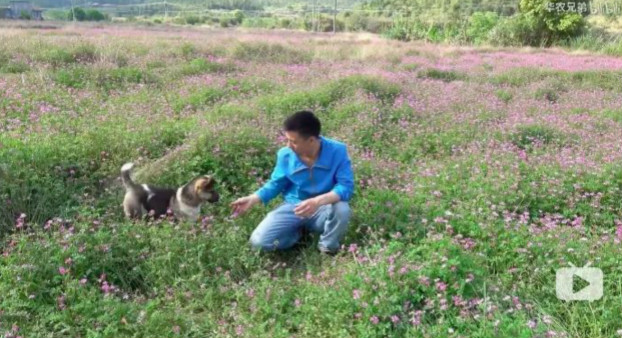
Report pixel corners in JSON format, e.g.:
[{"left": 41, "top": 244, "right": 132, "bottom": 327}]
[{"left": 1, "top": 23, "right": 621, "bottom": 338}]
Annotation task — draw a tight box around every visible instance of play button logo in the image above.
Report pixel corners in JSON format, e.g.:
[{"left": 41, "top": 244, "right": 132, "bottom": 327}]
[
  {"left": 556, "top": 263, "right": 603, "bottom": 301},
  {"left": 573, "top": 274, "right": 591, "bottom": 293}
]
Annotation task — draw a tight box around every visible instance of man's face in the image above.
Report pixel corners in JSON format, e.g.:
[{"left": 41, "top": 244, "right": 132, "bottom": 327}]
[{"left": 284, "top": 131, "right": 313, "bottom": 156}]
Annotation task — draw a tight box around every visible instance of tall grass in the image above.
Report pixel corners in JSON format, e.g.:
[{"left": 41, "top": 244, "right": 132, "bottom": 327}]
[{"left": 1, "top": 25, "right": 621, "bottom": 338}]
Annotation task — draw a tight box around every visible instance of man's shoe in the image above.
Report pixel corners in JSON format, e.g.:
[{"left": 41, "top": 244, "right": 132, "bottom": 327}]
[{"left": 318, "top": 246, "right": 338, "bottom": 256}]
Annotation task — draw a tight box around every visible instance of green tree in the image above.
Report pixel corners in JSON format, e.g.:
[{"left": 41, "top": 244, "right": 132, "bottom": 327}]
[
  {"left": 519, "top": 0, "right": 586, "bottom": 44},
  {"left": 233, "top": 9, "right": 245, "bottom": 24},
  {"left": 467, "top": 11, "right": 500, "bottom": 44},
  {"left": 85, "top": 9, "right": 106, "bottom": 21},
  {"left": 67, "top": 7, "right": 87, "bottom": 21},
  {"left": 20, "top": 10, "right": 32, "bottom": 20}
]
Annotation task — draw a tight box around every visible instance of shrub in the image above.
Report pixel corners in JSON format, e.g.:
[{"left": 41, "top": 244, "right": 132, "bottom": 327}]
[
  {"left": 519, "top": 0, "right": 586, "bottom": 45},
  {"left": 185, "top": 15, "right": 202, "bottom": 25},
  {"left": 467, "top": 11, "right": 500, "bottom": 44},
  {"left": 67, "top": 7, "right": 87, "bottom": 21},
  {"left": 488, "top": 14, "right": 541, "bottom": 46},
  {"left": 19, "top": 10, "right": 31, "bottom": 20},
  {"left": 85, "top": 9, "right": 106, "bottom": 21},
  {"left": 232, "top": 9, "right": 245, "bottom": 25}
]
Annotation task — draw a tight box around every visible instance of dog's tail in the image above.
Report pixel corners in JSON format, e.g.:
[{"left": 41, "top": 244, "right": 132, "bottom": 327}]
[{"left": 121, "top": 162, "right": 140, "bottom": 190}]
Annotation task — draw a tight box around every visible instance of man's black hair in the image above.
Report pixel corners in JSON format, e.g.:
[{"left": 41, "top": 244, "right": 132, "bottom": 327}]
[{"left": 283, "top": 110, "right": 321, "bottom": 139}]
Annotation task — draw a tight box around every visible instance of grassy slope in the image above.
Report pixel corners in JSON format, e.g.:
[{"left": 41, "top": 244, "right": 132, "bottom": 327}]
[{"left": 1, "top": 24, "right": 621, "bottom": 338}]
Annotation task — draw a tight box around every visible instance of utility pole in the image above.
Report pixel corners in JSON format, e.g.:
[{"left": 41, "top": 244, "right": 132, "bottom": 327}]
[
  {"left": 333, "top": 0, "right": 336, "bottom": 33},
  {"left": 70, "top": 0, "right": 76, "bottom": 22},
  {"left": 311, "top": 0, "right": 315, "bottom": 32}
]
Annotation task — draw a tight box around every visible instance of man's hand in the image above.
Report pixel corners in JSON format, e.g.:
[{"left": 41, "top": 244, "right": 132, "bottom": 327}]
[
  {"left": 230, "top": 194, "right": 261, "bottom": 217},
  {"left": 294, "top": 197, "right": 320, "bottom": 218}
]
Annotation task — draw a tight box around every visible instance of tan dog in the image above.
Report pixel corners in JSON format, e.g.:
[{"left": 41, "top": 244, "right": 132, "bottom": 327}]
[{"left": 120, "top": 162, "right": 219, "bottom": 221}]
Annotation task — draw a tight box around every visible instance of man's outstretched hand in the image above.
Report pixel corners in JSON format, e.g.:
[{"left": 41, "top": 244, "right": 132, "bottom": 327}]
[{"left": 230, "top": 194, "right": 261, "bottom": 217}]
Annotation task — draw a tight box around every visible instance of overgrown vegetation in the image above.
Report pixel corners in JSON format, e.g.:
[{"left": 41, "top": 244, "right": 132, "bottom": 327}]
[{"left": 1, "top": 25, "right": 621, "bottom": 338}]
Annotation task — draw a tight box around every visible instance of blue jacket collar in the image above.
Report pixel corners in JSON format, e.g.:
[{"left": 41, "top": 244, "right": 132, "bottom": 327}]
[{"left": 293, "top": 136, "right": 330, "bottom": 171}]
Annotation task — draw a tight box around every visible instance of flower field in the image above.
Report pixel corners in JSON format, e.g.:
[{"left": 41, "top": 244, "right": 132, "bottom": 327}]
[{"left": 1, "top": 23, "right": 621, "bottom": 338}]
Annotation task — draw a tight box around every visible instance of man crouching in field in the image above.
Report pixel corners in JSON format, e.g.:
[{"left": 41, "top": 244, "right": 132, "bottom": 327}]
[{"left": 230, "top": 110, "right": 354, "bottom": 254}]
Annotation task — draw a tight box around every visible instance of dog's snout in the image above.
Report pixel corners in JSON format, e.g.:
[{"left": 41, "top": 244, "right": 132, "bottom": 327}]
[{"left": 209, "top": 192, "right": 220, "bottom": 203}]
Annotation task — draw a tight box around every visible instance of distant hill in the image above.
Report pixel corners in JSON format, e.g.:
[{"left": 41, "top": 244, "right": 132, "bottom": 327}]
[{"left": 0, "top": 0, "right": 367, "bottom": 10}]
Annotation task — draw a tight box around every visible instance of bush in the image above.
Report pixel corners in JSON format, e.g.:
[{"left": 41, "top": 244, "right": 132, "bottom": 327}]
[
  {"left": 488, "top": 0, "right": 587, "bottom": 47},
  {"left": 232, "top": 9, "right": 245, "bottom": 25},
  {"left": 564, "top": 27, "right": 622, "bottom": 57},
  {"left": 313, "top": 15, "right": 345, "bottom": 32},
  {"left": 19, "top": 10, "right": 31, "bottom": 20},
  {"left": 467, "top": 11, "right": 500, "bottom": 44},
  {"left": 518, "top": 0, "right": 586, "bottom": 45},
  {"left": 67, "top": 7, "right": 87, "bottom": 21},
  {"left": 279, "top": 18, "right": 292, "bottom": 28},
  {"left": 85, "top": 9, "right": 106, "bottom": 21},
  {"left": 343, "top": 11, "right": 374, "bottom": 32},
  {"left": 383, "top": 17, "right": 461, "bottom": 43},
  {"left": 383, "top": 17, "right": 426, "bottom": 41},
  {"left": 488, "top": 14, "right": 540, "bottom": 46},
  {"left": 185, "top": 15, "right": 202, "bottom": 25}
]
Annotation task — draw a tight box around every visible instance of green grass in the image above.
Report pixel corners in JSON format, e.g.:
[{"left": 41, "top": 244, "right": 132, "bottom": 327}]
[
  {"left": 417, "top": 68, "right": 467, "bottom": 82},
  {"left": 53, "top": 66, "right": 157, "bottom": 90},
  {"left": 495, "top": 89, "right": 513, "bottom": 103},
  {"left": 1, "top": 25, "right": 621, "bottom": 338},
  {"left": 175, "top": 58, "right": 237, "bottom": 77},
  {"left": 231, "top": 41, "right": 312, "bottom": 64},
  {"left": 490, "top": 68, "right": 622, "bottom": 91}
]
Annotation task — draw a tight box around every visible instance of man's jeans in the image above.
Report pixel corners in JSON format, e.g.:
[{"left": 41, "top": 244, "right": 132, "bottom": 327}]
[{"left": 249, "top": 202, "right": 351, "bottom": 252}]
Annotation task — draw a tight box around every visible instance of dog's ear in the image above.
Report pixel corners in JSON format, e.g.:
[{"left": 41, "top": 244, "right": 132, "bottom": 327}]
[{"left": 194, "top": 176, "right": 214, "bottom": 194}]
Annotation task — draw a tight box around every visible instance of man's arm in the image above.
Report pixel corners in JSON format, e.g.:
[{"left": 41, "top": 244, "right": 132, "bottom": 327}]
[
  {"left": 254, "top": 149, "right": 290, "bottom": 205},
  {"left": 296, "top": 147, "right": 354, "bottom": 217},
  {"left": 329, "top": 146, "right": 354, "bottom": 203},
  {"left": 311, "top": 191, "right": 341, "bottom": 207}
]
